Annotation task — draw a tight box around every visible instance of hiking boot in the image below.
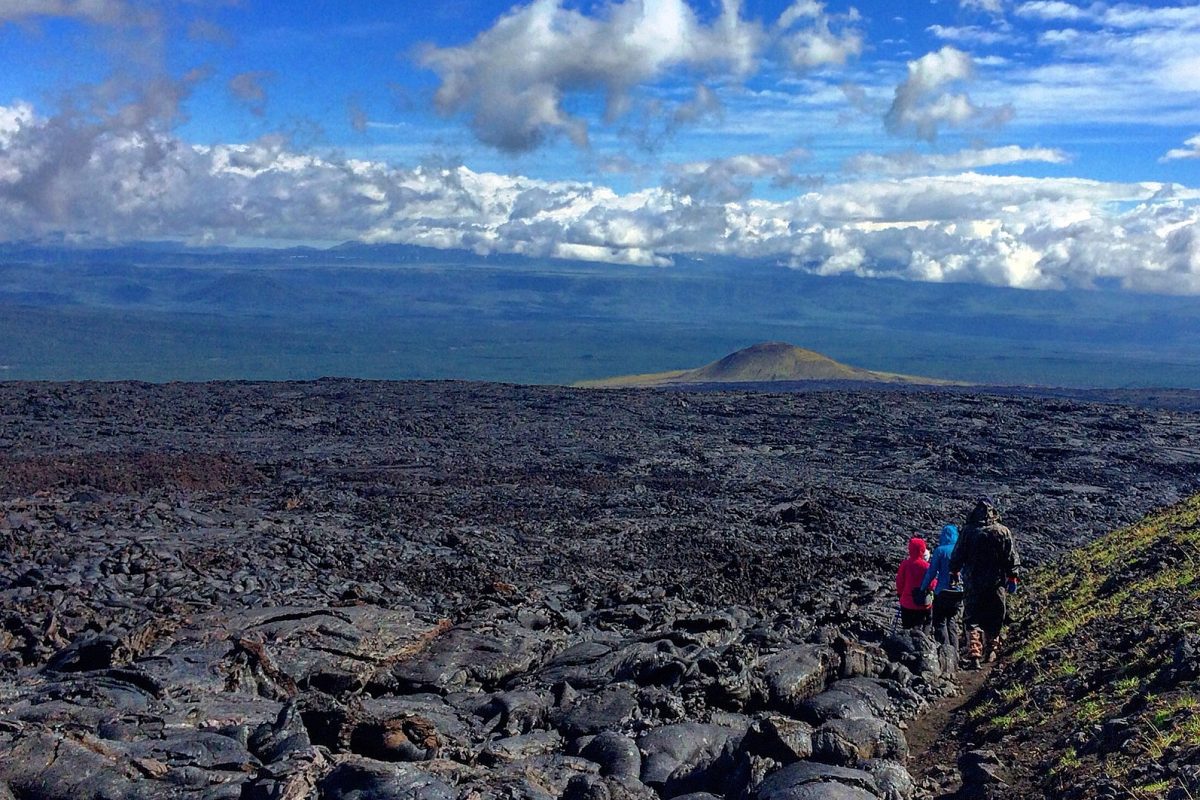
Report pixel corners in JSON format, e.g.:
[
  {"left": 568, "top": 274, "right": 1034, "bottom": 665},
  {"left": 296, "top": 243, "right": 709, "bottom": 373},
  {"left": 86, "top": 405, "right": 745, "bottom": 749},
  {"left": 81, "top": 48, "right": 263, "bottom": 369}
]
[
  {"left": 984, "top": 636, "right": 1002, "bottom": 663},
  {"left": 966, "top": 627, "right": 984, "bottom": 662}
]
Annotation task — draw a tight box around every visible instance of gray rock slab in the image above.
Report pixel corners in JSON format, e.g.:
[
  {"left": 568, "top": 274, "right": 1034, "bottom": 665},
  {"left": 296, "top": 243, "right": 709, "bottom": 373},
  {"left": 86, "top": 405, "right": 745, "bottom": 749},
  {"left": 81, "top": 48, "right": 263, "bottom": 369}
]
[
  {"left": 756, "top": 646, "right": 836, "bottom": 715},
  {"left": 752, "top": 762, "right": 881, "bottom": 800}
]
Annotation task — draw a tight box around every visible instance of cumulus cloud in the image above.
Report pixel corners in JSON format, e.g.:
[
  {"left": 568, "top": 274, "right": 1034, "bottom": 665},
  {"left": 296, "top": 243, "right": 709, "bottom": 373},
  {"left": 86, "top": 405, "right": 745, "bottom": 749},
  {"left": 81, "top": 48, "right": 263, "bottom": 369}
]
[
  {"left": 884, "top": 46, "right": 1011, "bottom": 140},
  {"left": 777, "top": 1, "right": 863, "bottom": 70},
  {"left": 1162, "top": 134, "right": 1200, "bottom": 162},
  {"left": 3, "top": 99, "right": 1198, "bottom": 292},
  {"left": 420, "top": 0, "right": 861, "bottom": 153},
  {"left": 0, "top": 101, "right": 34, "bottom": 141},
  {"left": 419, "top": 0, "right": 761, "bottom": 152},
  {"left": 782, "top": 177, "right": 1200, "bottom": 293},
  {"left": 0, "top": 68, "right": 205, "bottom": 223},
  {"left": 845, "top": 145, "right": 1069, "bottom": 175}
]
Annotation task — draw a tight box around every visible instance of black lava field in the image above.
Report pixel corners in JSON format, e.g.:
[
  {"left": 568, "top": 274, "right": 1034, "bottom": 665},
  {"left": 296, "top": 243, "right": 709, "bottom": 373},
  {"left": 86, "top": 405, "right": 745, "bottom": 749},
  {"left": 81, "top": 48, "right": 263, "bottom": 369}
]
[{"left": 2, "top": 380, "right": 1198, "bottom": 800}]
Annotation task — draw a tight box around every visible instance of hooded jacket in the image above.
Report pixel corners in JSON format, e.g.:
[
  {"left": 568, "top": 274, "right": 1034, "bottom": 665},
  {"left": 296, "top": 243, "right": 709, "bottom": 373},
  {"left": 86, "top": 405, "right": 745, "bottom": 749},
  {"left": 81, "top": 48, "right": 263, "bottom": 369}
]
[
  {"left": 949, "top": 502, "right": 1021, "bottom": 591},
  {"left": 921, "top": 524, "right": 959, "bottom": 595},
  {"left": 896, "top": 537, "right": 933, "bottom": 610}
]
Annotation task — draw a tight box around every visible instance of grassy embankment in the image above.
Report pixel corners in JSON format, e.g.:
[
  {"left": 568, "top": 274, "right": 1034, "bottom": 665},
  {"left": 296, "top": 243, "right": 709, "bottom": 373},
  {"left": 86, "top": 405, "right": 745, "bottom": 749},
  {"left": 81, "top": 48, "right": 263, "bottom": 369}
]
[{"left": 968, "top": 494, "right": 1200, "bottom": 798}]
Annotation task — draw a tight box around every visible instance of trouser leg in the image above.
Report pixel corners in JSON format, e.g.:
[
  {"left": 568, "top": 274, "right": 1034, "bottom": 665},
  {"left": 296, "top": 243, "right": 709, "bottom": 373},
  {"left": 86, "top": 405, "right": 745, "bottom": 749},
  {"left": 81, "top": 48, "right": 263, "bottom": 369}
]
[
  {"left": 979, "top": 587, "right": 1006, "bottom": 640},
  {"left": 931, "top": 598, "right": 948, "bottom": 645},
  {"left": 932, "top": 594, "right": 962, "bottom": 650},
  {"left": 965, "top": 587, "right": 1005, "bottom": 637}
]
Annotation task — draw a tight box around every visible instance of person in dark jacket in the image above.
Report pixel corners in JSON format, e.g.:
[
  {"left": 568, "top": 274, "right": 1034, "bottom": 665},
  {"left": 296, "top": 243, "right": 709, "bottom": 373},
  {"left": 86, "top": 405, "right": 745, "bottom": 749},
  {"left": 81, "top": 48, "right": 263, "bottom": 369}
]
[
  {"left": 950, "top": 497, "right": 1021, "bottom": 667},
  {"left": 896, "top": 536, "right": 933, "bottom": 629},
  {"left": 921, "top": 524, "right": 962, "bottom": 650}
]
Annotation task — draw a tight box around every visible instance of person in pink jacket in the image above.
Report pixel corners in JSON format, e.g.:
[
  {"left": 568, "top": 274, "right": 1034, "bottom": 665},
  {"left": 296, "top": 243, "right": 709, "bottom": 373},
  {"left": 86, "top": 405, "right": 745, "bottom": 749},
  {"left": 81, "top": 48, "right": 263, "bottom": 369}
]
[{"left": 896, "top": 536, "right": 934, "bottom": 629}]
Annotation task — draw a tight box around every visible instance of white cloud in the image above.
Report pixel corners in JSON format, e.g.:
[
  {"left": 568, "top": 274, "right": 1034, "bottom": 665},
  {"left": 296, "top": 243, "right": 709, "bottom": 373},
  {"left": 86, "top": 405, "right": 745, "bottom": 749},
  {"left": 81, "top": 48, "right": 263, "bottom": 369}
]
[
  {"left": 884, "top": 47, "right": 1011, "bottom": 140},
  {"left": 1161, "top": 134, "right": 1200, "bottom": 162},
  {"left": 1162, "top": 54, "right": 1200, "bottom": 93},
  {"left": 1099, "top": 4, "right": 1200, "bottom": 30},
  {"left": 845, "top": 145, "right": 1069, "bottom": 175},
  {"left": 0, "top": 101, "right": 34, "bottom": 143},
  {"left": 419, "top": 0, "right": 861, "bottom": 153},
  {"left": 1001, "top": 3, "right": 1200, "bottom": 126},
  {"left": 1014, "top": 1, "right": 1088, "bottom": 22},
  {"left": 778, "top": 1, "right": 863, "bottom": 69},
  {"left": 780, "top": 179, "right": 1200, "bottom": 293},
  {"left": 419, "top": 0, "right": 763, "bottom": 152}
]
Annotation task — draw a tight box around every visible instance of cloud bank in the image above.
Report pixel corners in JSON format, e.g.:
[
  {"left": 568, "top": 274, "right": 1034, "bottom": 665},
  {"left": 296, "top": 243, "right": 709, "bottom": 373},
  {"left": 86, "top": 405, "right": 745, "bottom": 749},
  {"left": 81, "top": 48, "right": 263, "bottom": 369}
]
[
  {"left": 2, "top": 101, "right": 1197, "bottom": 293},
  {"left": 2, "top": 1, "right": 1198, "bottom": 297}
]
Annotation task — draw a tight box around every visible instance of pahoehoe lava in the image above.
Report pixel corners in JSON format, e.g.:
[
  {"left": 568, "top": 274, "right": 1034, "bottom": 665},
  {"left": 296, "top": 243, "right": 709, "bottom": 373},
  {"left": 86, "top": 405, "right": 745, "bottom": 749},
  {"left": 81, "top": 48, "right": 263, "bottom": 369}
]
[{"left": 1, "top": 380, "right": 1199, "bottom": 799}]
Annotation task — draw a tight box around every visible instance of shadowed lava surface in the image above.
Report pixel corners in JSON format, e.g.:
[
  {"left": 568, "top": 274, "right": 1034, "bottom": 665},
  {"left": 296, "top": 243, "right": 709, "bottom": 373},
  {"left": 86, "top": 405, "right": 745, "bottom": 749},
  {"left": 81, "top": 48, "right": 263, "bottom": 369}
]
[{"left": 1, "top": 380, "right": 1199, "bottom": 799}]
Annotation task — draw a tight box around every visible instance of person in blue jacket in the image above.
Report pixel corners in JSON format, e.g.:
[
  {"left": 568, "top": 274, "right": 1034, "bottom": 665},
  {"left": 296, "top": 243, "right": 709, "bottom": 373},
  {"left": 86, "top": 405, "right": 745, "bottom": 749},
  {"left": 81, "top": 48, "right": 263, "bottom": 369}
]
[{"left": 921, "top": 524, "right": 962, "bottom": 651}]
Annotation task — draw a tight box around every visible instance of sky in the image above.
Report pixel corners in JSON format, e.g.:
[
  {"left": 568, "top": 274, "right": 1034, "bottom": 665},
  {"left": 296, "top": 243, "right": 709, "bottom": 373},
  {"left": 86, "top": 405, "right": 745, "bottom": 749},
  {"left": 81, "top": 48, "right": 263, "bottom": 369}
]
[{"left": 1, "top": 0, "right": 1200, "bottom": 293}]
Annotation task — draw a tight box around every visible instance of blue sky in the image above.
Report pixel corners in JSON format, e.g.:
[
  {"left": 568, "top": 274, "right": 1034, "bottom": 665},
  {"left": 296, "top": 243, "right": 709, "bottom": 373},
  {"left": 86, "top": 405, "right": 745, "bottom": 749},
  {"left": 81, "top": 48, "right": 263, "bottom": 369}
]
[{"left": 1, "top": 0, "right": 1199, "bottom": 292}]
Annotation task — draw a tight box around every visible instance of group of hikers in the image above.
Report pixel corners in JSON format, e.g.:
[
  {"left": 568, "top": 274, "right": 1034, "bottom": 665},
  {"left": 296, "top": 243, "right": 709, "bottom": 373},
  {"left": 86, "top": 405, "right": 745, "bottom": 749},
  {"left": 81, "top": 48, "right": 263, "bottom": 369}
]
[{"left": 894, "top": 497, "right": 1021, "bottom": 669}]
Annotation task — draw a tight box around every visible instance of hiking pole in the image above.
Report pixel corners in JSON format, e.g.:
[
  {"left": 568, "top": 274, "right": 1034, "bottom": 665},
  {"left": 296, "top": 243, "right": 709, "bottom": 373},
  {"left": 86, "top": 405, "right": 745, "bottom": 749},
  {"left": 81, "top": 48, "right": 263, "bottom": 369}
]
[{"left": 890, "top": 605, "right": 901, "bottom": 635}]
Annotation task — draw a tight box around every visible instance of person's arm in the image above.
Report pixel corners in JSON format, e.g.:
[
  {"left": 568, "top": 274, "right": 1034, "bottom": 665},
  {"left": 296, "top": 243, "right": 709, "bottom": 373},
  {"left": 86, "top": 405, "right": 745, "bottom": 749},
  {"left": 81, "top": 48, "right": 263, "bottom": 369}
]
[
  {"left": 920, "top": 551, "right": 942, "bottom": 592},
  {"left": 1006, "top": 528, "right": 1022, "bottom": 576},
  {"left": 1004, "top": 526, "right": 1022, "bottom": 591},
  {"left": 949, "top": 529, "right": 969, "bottom": 575},
  {"left": 896, "top": 563, "right": 906, "bottom": 599}
]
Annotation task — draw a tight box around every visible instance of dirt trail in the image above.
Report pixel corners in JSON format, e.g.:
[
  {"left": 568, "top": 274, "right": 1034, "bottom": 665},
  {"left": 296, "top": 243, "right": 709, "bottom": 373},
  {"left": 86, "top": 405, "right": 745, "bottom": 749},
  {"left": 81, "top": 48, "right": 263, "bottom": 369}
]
[{"left": 905, "top": 661, "right": 996, "bottom": 795}]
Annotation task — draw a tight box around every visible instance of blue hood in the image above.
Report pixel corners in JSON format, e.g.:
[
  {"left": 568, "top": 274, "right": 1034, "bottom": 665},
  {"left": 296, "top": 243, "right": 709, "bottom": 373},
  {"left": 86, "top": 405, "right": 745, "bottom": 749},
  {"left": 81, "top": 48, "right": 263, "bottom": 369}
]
[
  {"left": 938, "top": 524, "right": 959, "bottom": 548},
  {"left": 921, "top": 524, "right": 961, "bottom": 593}
]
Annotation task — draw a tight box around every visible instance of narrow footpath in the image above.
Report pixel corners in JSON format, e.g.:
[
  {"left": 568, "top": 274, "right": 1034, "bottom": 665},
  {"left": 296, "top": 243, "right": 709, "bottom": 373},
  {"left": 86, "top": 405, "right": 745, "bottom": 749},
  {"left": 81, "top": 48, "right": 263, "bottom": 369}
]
[{"left": 905, "top": 662, "right": 997, "bottom": 798}]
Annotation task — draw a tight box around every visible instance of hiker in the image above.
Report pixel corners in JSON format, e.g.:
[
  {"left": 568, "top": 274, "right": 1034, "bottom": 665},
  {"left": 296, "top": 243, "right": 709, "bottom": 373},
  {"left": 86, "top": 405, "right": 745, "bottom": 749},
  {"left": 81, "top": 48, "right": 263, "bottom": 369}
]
[
  {"left": 920, "top": 524, "right": 964, "bottom": 651},
  {"left": 895, "top": 536, "right": 933, "bottom": 629},
  {"left": 949, "top": 497, "right": 1021, "bottom": 668}
]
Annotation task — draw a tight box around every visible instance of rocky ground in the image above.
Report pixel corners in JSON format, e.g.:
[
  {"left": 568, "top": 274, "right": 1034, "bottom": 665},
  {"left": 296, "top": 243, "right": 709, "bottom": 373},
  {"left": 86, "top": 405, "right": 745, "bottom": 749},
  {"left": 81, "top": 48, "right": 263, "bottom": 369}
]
[{"left": 1, "top": 380, "right": 1199, "bottom": 799}]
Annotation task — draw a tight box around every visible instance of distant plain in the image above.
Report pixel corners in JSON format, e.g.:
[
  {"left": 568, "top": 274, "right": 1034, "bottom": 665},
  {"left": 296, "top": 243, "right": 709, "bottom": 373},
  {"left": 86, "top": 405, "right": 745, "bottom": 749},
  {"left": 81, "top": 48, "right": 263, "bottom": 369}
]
[{"left": 3, "top": 244, "right": 1199, "bottom": 387}]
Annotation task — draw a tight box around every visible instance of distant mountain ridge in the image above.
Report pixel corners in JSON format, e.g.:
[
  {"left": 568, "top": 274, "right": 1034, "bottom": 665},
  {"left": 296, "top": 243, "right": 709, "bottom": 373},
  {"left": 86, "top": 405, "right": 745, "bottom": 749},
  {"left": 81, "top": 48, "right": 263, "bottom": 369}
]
[{"left": 577, "top": 341, "right": 960, "bottom": 387}]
